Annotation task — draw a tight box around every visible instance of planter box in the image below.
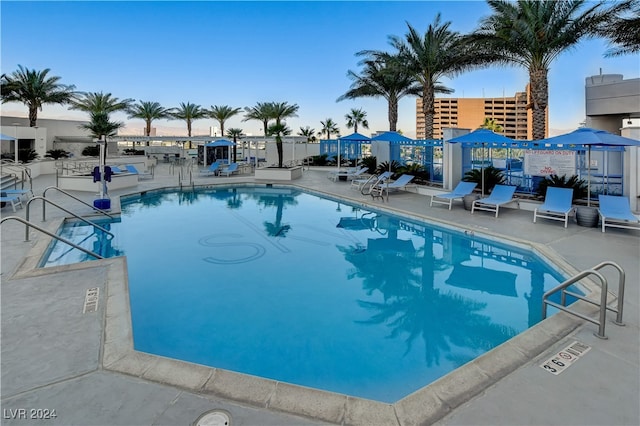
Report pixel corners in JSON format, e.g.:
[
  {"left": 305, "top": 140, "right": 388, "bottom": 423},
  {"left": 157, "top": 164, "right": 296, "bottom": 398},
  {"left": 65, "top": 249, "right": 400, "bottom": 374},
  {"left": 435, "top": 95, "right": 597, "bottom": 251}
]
[
  {"left": 254, "top": 166, "right": 303, "bottom": 181},
  {"left": 575, "top": 206, "right": 599, "bottom": 227}
]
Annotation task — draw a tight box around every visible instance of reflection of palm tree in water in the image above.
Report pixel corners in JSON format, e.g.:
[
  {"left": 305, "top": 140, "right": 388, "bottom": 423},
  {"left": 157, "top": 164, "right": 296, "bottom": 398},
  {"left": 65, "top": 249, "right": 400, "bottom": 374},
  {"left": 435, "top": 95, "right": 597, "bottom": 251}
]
[
  {"left": 344, "top": 226, "right": 517, "bottom": 367},
  {"left": 258, "top": 193, "right": 298, "bottom": 237}
]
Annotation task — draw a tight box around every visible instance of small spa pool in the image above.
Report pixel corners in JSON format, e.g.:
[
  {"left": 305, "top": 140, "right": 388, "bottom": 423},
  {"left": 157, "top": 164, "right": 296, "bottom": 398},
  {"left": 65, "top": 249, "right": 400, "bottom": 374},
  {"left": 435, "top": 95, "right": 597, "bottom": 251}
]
[{"left": 42, "top": 186, "right": 571, "bottom": 403}]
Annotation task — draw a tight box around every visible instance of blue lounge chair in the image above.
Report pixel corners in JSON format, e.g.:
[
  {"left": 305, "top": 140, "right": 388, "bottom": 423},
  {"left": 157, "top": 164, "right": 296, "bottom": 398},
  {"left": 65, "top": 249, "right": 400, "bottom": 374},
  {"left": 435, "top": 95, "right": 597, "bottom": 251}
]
[
  {"left": 125, "top": 164, "right": 154, "bottom": 180},
  {"left": 471, "top": 185, "right": 517, "bottom": 217},
  {"left": 219, "top": 162, "right": 239, "bottom": 177},
  {"left": 199, "top": 162, "right": 221, "bottom": 176},
  {"left": 372, "top": 174, "right": 415, "bottom": 200},
  {"left": 533, "top": 187, "right": 574, "bottom": 228},
  {"left": 598, "top": 195, "right": 640, "bottom": 233},
  {"left": 2, "top": 188, "right": 34, "bottom": 201},
  {"left": 430, "top": 181, "right": 478, "bottom": 210},
  {"left": 352, "top": 171, "right": 391, "bottom": 191},
  {"left": 0, "top": 192, "right": 23, "bottom": 212},
  {"left": 329, "top": 166, "right": 369, "bottom": 182}
]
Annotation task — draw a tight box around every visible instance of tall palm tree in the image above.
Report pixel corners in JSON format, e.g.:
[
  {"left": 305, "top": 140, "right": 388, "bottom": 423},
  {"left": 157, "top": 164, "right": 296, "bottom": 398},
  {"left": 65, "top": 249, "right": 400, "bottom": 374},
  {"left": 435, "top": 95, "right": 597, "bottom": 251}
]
[
  {"left": 209, "top": 105, "right": 242, "bottom": 138},
  {"left": 127, "top": 101, "right": 171, "bottom": 144},
  {"left": 319, "top": 118, "right": 340, "bottom": 140},
  {"left": 298, "top": 126, "right": 316, "bottom": 143},
  {"left": 345, "top": 107, "right": 369, "bottom": 134},
  {"left": 170, "top": 102, "right": 207, "bottom": 148},
  {"left": 389, "top": 15, "right": 490, "bottom": 139},
  {"left": 243, "top": 102, "right": 274, "bottom": 137},
  {"left": 226, "top": 128, "right": 243, "bottom": 162},
  {"left": 268, "top": 101, "right": 299, "bottom": 167},
  {"left": 480, "top": 117, "right": 503, "bottom": 133},
  {"left": 0, "top": 65, "right": 76, "bottom": 127},
  {"left": 69, "top": 91, "right": 133, "bottom": 114},
  {"left": 268, "top": 122, "right": 292, "bottom": 168},
  {"left": 338, "top": 53, "right": 422, "bottom": 132},
  {"left": 597, "top": 0, "right": 639, "bottom": 57},
  {"left": 472, "top": 0, "right": 624, "bottom": 139}
]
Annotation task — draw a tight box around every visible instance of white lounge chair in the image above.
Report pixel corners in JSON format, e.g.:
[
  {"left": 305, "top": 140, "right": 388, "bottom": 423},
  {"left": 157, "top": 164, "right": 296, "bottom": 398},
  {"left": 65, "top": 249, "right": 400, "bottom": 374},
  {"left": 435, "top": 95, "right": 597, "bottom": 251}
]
[
  {"left": 430, "top": 181, "right": 478, "bottom": 210},
  {"left": 0, "top": 192, "right": 23, "bottom": 212},
  {"left": 598, "top": 195, "right": 640, "bottom": 233},
  {"left": 533, "top": 187, "right": 574, "bottom": 227},
  {"left": 125, "top": 164, "right": 154, "bottom": 180},
  {"left": 371, "top": 174, "right": 415, "bottom": 200},
  {"left": 219, "top": 163, "right": 239, "bottom": 177},
  {"left": 329, "top": 166, "right": 369, "bottom": 182},
  {"left": 199, "top": 162, "right": 221, "bottom": 176},
  {"left": 471, "top": 185, "right": 518, "bottom": 217},
  {"left": 356, "top": 171, "right": 392, "bottom": 194}
]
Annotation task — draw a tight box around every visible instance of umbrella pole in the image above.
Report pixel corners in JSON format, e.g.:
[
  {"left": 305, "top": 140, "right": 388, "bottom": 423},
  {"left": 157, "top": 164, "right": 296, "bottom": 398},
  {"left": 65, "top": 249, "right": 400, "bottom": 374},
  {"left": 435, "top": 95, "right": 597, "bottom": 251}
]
[
  {"left": 337, "top": 139, "right": 340, "bottom": 174},
  {"left": 587, "top": 147, "right": 591, "bottom": 207}
]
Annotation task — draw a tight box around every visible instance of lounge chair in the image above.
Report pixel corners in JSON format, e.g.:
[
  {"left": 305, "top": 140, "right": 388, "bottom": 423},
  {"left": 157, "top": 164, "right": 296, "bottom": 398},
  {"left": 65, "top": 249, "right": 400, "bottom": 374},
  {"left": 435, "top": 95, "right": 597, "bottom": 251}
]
[
  {"left": 430, "top": 181, "right": 478, "bottom": 210},
  {"left": 356, "top": 171, "right": 392, "bottom": 193},
  {"left": 219, "top": 162, "right": 239, "bottom": 177},
  {"left": 199, "top": 162, "right": 221, "bottom": 176},
  {"left": 329, "top": 166, "right": 369, "bottom": 182},
  {"left": 0, "top": 192, "right": 23, "bottom": 212},
  {"left": 125, "top": 164, "right": 154, "bottom": 180},
  {"left": 598, "top": 195, "right": 640, "bottom": 233},
  {"left": 471, "top": 184, "right": 517, "bottom": 217},
  {"left": 371, "top": 174, "right": 415, "bottom": 200},
  {"left": 2, "top": 188, "right": 34, "bottom": 201},
  {"left": 533, "top": 187, "right": 574, "bottom": 228}
]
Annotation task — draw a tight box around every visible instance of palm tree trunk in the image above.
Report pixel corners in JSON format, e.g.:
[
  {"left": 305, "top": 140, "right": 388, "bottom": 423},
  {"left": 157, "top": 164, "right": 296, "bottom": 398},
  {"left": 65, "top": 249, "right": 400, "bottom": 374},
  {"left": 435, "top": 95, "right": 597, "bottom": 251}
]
[
  {"left": 276, "top": 137, "right": 283, "bottom": 167},
  {"left": 28, "top": 106, "right": 38, "bottom": 127},
  {"left": 354, "top": 123, "right": 358, "bottom": 133},
  {"left": 529, "top": 68, "right": 549, "bottom": 140},
  {"left": 388, "top": 96, "right": 399, "bottom": 132},
  {"left": 146, "top": 120, "right": 151, "bottom": 146},
  {"left": 422, "top": 88, "right": 435, "bottom": 139}
]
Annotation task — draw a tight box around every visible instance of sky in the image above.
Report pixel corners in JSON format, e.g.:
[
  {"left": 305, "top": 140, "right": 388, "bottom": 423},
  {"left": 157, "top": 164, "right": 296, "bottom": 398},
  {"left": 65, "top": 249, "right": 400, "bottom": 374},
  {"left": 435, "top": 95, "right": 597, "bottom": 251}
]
[{"left": 1, "top": 1, "right": 639, "bottom": 138}]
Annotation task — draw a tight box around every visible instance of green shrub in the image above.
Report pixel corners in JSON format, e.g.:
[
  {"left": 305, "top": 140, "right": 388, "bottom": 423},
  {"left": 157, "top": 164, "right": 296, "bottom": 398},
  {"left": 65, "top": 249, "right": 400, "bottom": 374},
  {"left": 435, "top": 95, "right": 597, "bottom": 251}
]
[
  {"left": 358, "top": 156, "right": 377, "bottom": 174},
  {"left": 376, "top": 160, "right": 402, "bottom": 177},
  {"left": 45, "top": 149, "right": 70, "bottom": 160},
  {"left": 398, "top": 163, "right": 429, "bottom": 183},
  {"left": 18, "top": 148, "right": 39, "bottom": 163},
  {"left": 536, "top": 174, "right": 587, "bottom": 200},
  {"left": 82, "top": 145, "right": 100, "bottom": 157},
  {"left": 462, "top": 166, "right": 506, "bottom": 194},
  {"left": 311, "top": 154, "right": 329, "bottom": 166}
]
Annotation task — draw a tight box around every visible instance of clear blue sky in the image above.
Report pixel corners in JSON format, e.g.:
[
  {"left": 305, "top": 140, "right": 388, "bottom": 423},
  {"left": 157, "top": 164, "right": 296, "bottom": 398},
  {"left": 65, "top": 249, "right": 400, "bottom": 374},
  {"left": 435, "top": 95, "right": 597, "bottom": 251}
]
[{"left": 2, "top": 1, "right": 638, "bottom": 137}]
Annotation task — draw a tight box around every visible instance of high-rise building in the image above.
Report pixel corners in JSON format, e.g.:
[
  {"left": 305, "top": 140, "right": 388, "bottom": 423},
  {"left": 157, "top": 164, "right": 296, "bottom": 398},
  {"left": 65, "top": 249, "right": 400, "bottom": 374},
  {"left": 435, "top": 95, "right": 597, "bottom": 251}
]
[{"left": 416, "top": 86, "right": 547, "bottom": 140}]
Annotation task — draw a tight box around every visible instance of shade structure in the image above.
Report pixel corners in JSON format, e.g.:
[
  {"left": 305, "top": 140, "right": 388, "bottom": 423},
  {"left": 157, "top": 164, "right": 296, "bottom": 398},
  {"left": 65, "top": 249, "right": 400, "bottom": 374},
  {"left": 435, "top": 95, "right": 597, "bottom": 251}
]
[
  {"left": 370, "top": 132, "right": 414, "bottom": 173},
  {"left": 446, "top": 265, "right": 517, "bottom": 297},
  {"left": 448, "top": 129, "right": 516, "bottom": 195},
  {"left": 336, "top": 132, "right": 372, "bottom": 173},
  {"left": 0, "top": 133, "right": 17, "bottom": 141},
  {"left": 538, "top": 127, "right": 640, "bottom": 205},
  {"left": 205, "top": 139, "right": 236, "bottom": 165}
]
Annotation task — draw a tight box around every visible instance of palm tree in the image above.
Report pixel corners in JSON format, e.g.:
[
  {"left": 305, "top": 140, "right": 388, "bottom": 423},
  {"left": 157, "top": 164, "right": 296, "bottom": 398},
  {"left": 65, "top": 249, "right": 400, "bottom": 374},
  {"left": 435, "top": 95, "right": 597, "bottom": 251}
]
[
  {"left": 0, "top": 65, "right": 76, "bottom": 127},
  {"left": 127, "top": 101, "right": 171, "bottom": 144},
  {"left": 338, "top": 53, "right": 421, "bottom": 132},
  {"left": 243, "top": 102, "right": 274, "bottom": 137},
  {"left": 480, "top": 117, "right": 503, "bottom": 133},
  {"left": 319, "top": 118, "right": 340, "bottom": 140},
  {"left": 226, "top": 128, "right": 243, "bottom": 162},
  {"left": 170, "top": 102, "right": 207, "bottom": 148},
  {"left": 388, "top": 15, "right": 490, "bottom": 139},
  {"left": 209, "top": 105, "right": 242, "bottom": 138},
  {"left": 472, "top": 0, "right": 624, "bottom": 140},
  {"left": 298, "top": 126, "right": 316, "bottom": 143},
  {"left": 268, "top": 101, "right": 299, "bottom": 167},
  {"left": 345, "top": 108, "right": 369, "bottom": 134},
  {"left": 597, "top": 0, "right": 639, "bottom": 57},
  {"left": 267, "top": 122, "right": 293, "bottom": 168},
  {"left": 69, "top": 91, "right": 133, "bottom": 114}
]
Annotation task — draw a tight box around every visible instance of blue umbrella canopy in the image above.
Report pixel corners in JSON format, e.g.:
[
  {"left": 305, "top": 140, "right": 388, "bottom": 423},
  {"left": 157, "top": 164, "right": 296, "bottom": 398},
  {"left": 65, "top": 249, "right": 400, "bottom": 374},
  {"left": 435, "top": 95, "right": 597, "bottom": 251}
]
[
  {"left": 371, "top": 131, "right": 413, "bottom": 144},
  {"left": 339, "top": 132, "right": 371, "bottom": 142},
  {"left": 0, "top": 133, "right": 17, "bottom": 141},
  {"left": 447, "top": 128, "right": 515, "bottom": 144},
  {"left": 205, "top": 139, "right": 236, "bottom": 147},
  {"left": 538, "top": 127, "right": 640, "bottom": 147}
]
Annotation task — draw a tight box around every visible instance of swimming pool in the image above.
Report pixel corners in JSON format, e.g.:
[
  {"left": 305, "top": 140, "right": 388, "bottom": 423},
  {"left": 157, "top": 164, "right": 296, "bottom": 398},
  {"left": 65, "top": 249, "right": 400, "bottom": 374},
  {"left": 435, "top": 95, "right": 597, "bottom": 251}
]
[{"left": 43, "top": 185, "right": 568, "bottom": 403}]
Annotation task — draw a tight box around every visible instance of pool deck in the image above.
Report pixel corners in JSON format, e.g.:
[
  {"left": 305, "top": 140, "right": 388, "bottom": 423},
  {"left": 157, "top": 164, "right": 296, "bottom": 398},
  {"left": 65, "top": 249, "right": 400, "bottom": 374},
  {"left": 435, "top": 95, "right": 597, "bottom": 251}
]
[{"left": 1, "top": 162, "right": 638, "bottom": 426}]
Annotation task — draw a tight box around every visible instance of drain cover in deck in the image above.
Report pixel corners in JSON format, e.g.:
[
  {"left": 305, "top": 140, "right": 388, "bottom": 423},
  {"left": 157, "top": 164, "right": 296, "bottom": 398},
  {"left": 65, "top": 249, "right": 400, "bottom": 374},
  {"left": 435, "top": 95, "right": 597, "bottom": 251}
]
[{"left": 194, "top": 409, "right": 231, "bottom": 426}]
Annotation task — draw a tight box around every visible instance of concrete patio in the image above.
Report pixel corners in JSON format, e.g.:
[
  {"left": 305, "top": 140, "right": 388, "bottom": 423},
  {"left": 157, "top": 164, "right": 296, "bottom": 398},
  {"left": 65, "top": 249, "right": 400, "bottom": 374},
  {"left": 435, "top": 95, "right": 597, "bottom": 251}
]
[{"left": 1, "top": 162, "right": 638, "bottom": 425}]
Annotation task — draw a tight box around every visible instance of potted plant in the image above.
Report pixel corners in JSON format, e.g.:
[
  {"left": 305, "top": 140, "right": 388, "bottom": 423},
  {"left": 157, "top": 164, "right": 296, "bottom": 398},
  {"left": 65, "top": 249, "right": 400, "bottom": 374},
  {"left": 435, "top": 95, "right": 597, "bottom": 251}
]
[
  {"left": 462, "top": 166, "right": 506, "bottom": 195},
  {"left": 536, "top": 174, "right": 596, "bottom": 227}
]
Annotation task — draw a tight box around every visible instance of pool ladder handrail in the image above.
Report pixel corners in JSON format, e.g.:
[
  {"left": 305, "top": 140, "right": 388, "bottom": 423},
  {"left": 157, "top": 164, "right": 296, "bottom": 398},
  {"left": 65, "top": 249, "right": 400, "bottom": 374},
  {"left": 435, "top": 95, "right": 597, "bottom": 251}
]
[
  {"left": 42, "top": 186, "right": 115, "bottom": 222},
  {"left": 542, "top": 261, "right": 625, "bottom": 339},
  {"left": 26, "top": 196, "right": 114, "bottom": 242},
  {"left": 0, "top": 216, "right": 103, "bottom": 260}
]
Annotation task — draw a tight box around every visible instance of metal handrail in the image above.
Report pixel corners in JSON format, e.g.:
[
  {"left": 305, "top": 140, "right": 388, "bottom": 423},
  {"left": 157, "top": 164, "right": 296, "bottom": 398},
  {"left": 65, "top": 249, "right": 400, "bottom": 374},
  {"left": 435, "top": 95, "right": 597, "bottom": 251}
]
[
  {"left": 1, "top": 160, "right": 32, "bottom": 190},
  {"left": 542, "top": 261, "right": 625, "bottom": 339},
  {"left": 26, "top": 196, "right": 114, "bottom": 242},
  {"left": 1, "top": 216, "right": 103, "bottom": 260},
  {"left": 42, "top": 186, "right": 114, "bottom": 221}
]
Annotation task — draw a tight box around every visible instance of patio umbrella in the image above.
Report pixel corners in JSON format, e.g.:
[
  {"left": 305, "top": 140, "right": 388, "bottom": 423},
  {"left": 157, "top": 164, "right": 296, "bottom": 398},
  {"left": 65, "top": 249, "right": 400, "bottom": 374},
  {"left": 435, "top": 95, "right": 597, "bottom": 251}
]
[
  {"left": 448, "top": 129, "right": 516, "bottom": 195},
  {"left": 538, "top": 127, "right": 640, "bottom": 206},
  {"left": 370, "top": 132, "right": 414, "bottom": 173},
  {"left": 205, "top": 139, "right": 236, "bottom": 166},
  {"left": 337, "top": 132, "right": 372, "bottom": 174}
]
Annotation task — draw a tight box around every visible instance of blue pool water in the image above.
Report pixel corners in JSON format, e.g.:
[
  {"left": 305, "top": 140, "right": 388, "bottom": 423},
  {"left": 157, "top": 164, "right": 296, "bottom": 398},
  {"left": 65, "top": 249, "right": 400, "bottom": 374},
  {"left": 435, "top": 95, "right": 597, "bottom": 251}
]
[{"left": 43, "top": 186, "right": 568, "bottom": 402}]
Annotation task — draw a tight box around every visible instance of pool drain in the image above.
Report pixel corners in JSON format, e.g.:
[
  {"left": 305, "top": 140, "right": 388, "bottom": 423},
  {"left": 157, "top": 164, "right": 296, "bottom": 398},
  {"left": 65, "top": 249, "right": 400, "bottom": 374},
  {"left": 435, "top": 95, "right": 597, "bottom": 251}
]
[{"left": 194, "top": 409, "right": 231, "bottom": 426}]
